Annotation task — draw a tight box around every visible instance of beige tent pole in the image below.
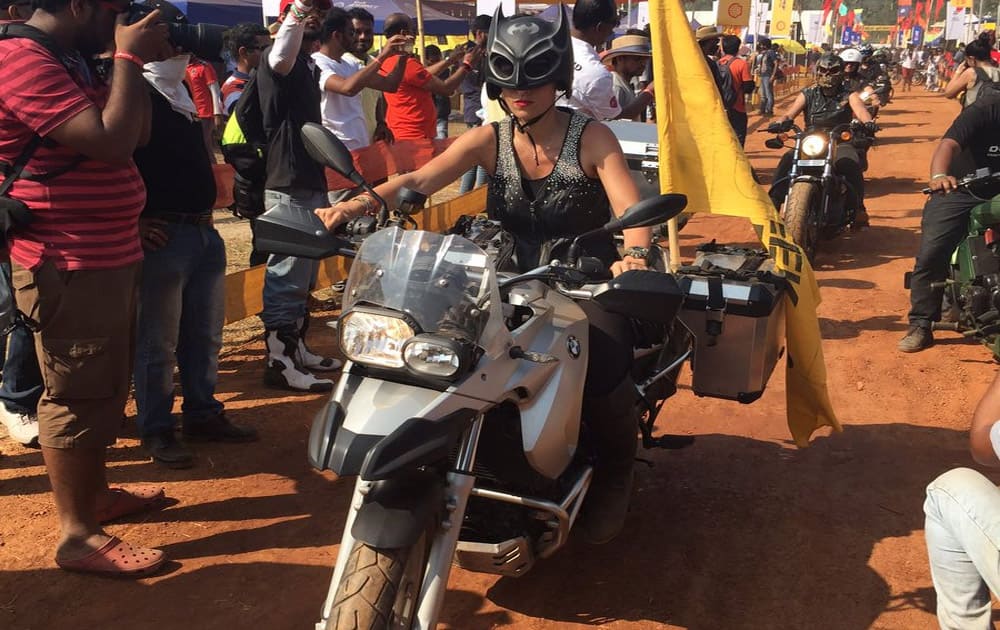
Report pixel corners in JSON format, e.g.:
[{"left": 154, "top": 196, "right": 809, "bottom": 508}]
[
  {"left": 416, "top": 0, "right": 427, "bottom": 62},
  {"left": 667, "top": 216, "right": 680, "bottom": 271}
]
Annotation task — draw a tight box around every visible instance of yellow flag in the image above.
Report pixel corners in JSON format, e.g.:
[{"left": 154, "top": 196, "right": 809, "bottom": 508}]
[
  {"left": 770, "top": 0, "right": 793, "bottom": 37},
  {"left": 649, "top": 0, "right": 840, "bottom": 446}
]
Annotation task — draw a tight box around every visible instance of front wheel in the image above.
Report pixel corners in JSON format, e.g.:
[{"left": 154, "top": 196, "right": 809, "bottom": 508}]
[
  {"left": 783, "top": 182, "right": 821, "bottom": 263},
  {"left": 326, "top": 532, "right": 431, "bottom": 630}
]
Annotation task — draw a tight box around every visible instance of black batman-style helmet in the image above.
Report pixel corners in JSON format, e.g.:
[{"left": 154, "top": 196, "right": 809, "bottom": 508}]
[{"left": 484, "top": 5, "right": 573, "bottom": 100}]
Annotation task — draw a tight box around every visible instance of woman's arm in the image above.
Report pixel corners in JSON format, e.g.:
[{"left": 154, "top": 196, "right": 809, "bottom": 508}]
[
  {"left": 943, "top": 65, "right": 975, "bottom": 100},
  {"left": 580, "top": 122, "right": 652, "bottom": 268},
  {"left": 971, "top": 370, "right": 1000, "bottom": 467},
  {"left": 315, "top": 124, "right": 495, "bottom": 230}
]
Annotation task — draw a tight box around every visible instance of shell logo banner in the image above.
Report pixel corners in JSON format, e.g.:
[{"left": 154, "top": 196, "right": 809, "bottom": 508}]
[
  {"left": 770, "top": 0, "right": 793, "bottom": 37},
  {"left": 717, "top": 0, "right": 751, "bottom": 26}
]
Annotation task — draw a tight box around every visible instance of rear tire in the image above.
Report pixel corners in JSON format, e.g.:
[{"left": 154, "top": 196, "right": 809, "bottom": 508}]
[
  {"left": 326, "top": 532, "right": 431, "bottom": 630},
  {"left": 783, "top": 182, "right": 820, "bottom": 263}
]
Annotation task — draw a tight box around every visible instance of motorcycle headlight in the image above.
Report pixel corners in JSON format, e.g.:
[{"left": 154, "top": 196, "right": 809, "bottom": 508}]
[
  {"left": 800, "top": 134, "right": 828, "bottom": 158},
  {"left": 339, "top": 310, "right": 415, "bottom": 368},
  {"left": 402, "top": 335, "right": 464, "bottom": 379}
]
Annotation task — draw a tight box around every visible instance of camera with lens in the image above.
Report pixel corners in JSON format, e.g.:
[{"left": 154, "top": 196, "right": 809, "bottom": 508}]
[{"left": 126, "top": 0, "right": 227, "bottom": 61}]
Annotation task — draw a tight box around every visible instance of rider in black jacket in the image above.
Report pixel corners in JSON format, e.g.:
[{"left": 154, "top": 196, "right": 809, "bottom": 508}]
[{"left": 767, "top": 54, "right": 876, "bottom": 227}]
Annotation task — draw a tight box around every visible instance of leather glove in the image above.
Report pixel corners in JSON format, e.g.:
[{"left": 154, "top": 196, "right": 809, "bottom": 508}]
[{"left": 862, "top": 121, "right": 878, "bottom": 136}]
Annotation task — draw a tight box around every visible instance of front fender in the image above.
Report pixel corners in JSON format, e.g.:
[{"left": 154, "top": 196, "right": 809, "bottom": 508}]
[{"left": 352, "top": 469, "right": 444, "bottom": 549}]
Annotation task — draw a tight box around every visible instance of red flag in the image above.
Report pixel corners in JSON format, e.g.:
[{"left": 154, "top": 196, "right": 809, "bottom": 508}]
[{"left": 822, "top": 0, "right": 833, "bottom": 24}]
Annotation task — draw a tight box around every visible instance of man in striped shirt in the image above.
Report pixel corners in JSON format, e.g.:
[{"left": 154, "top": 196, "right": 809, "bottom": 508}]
[{"left": 0, "top": 0, "right": 169, "bottom": 576}]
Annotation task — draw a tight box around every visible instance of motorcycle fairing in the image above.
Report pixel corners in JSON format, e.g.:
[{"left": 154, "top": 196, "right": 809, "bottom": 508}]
[{"left": 360, "top": 410, "right": 478, "bottom": 481}]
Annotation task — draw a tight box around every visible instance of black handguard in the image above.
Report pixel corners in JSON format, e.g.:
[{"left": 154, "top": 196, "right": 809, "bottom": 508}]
[
  {"left": 767, "top": 119, "right": 793, "bottom": 134},
  {"left": 862, "top": 121, "right": 878, "bottom": 137}
]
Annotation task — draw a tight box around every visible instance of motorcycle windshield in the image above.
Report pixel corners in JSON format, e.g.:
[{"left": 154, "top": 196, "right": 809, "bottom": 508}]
[{"left": 344, "top": 227, "right": 504, "bottom": 348}]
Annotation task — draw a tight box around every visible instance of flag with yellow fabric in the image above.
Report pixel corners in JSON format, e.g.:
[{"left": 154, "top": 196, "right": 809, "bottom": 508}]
[{"left": 648, "top": 0, "right": 840, "bottom": 446}]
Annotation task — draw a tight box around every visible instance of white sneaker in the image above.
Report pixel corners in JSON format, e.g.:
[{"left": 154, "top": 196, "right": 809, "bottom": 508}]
[{"left": 0, "top": 406, "right": 39, "bottom": 447}]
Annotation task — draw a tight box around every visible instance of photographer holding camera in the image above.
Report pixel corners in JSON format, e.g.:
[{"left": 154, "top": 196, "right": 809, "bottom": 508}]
[{"left": 0, "top": 0, "right": 170, "bottom": 576}]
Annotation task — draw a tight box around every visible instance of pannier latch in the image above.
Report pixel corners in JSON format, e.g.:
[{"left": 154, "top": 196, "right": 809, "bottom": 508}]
[{"left": 705, "top": 275, "right": 726, "bottom": 346}]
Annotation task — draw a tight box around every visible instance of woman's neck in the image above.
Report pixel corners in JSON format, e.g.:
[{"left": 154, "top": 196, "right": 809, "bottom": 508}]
[{"left": 513, "top": 106, "right": 565, "bottom": 143}]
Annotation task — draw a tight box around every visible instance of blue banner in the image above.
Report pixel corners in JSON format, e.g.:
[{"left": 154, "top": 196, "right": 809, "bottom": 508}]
[
  {"left": 911, "top": 24, "right": 924, "bottom": 46},
  {"left": 841, "top": 26, "right": 854, "bottom": 46}
]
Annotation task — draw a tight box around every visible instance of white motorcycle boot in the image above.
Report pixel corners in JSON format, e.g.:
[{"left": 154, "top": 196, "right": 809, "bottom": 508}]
[
  {"left": 263, "top": 327, "right": 334, "bottom": 393},
  {"left": 295, "top": 315, "right": 342, "bottom": 371}
]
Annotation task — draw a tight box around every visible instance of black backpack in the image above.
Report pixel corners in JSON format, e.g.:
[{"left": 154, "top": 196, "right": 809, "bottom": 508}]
[
  {"left": 712, "top": 57, "right": 739, "bottom": 111},
  {"left": 967, "top": 66, "right": 1000, "bottom": 107},
  {"left": 220, "top": 68, "right": 269, "bottom": 218}
]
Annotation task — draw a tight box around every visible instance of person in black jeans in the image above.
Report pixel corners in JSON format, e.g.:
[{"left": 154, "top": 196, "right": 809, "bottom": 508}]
[{"left": 900, "top": 97, "right": 1000, "bottom": 353}]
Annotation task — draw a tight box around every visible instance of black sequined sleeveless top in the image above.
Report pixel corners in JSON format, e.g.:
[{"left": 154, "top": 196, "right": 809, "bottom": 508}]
[{"left": 487, "top": 110, "right": 617, "bottom": 272}]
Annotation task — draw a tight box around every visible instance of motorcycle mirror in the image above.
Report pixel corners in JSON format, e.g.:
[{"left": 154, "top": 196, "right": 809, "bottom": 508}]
[
  {"left": 396, "top": 187, "right": 427, "bottom": 216},
  {"left": 301, "top": 123, "right": 365, "bottom": 187},
  {"left": 764, "top": 138, "right": 785, "bottom": 150},
  {"left": 603, "top": 194, "right": 688, "bottom": 233}
]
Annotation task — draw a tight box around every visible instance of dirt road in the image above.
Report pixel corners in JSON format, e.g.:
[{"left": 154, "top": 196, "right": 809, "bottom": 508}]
[{"left": 0, "top": 90, "right": 992, "bottom": 630}]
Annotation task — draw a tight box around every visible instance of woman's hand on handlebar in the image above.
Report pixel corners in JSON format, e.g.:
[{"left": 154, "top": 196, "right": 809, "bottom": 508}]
[
  {"left": 611, "top": 255, "right": 648, "bottom": 277},
  {"left": 315, "top": 200, "right": 362, "bottom": 232},
  {"left": 929, "top": 174, "right": 958, "bottom": 193}
]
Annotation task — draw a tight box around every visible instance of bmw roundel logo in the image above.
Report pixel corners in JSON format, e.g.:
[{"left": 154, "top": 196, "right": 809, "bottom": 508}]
[{"left": 567, "top": 336, "right": 581, "bottom": 359}]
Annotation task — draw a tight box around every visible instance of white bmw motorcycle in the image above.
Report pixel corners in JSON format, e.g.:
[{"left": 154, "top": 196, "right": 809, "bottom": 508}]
[{"left": 255, "top": 124, "right": 695, "bottom": 630}]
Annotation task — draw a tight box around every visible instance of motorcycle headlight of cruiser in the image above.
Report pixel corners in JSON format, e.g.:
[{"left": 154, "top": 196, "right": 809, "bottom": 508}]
[
  {"left": 402, "top": 336, "right": 466, "bottom": 379},
  {"left": 339, "top": 310, "right": 415, "bottom": 368},
  {"left": 800, "top": 134, "right": 828, "bottom": 158}
]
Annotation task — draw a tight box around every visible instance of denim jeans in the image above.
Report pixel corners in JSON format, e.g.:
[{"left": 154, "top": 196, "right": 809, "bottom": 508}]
[
  {"left": 436, "top": 119, "right": 449, "bottom": 140},
  {"left": 0, "top": 261, "right": 42, "bottom": 415},
  {"left": 925, "top": 467, "right": 1000, "bottom": 629},
  {"left": 261, "top": 189, "right": 323, "bottom": 330},
  {"left": 134, "top": 222, "right": 226, "bottom": 438},
  {"left": 759, "top": 74, "right": 774, "bottom": 114},
  {"left": 907, "top": 190, "right": 979, "bottom": 329}
]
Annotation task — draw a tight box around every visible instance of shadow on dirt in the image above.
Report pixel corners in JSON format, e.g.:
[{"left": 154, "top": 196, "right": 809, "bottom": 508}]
[
  {"left": 475, "top": 423, "right": 976, "bottom": 630},
  {"left": 819, "top": 315, "right": 908, "bottom": 339},
  {"left": 874, "top": 135, "right": 941, "bottom": 147},
  {"left": 814, "top": 224, "right": 918, "bottom": 272},
  {"left": 865, "top": 176, "right": 923, "bottom": 198},
  {"left": 818, "top": 278, "right": 877, "bottom": 290}
]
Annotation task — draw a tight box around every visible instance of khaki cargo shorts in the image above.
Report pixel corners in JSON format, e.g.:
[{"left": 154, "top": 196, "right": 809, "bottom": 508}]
[{"left": 12, "top": 260, "right": 139, "bottom": 449}]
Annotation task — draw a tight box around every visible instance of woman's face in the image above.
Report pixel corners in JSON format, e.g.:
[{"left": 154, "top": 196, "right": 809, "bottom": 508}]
[{"left": 500, "top": 84, "right": 558, "bottom": 120}]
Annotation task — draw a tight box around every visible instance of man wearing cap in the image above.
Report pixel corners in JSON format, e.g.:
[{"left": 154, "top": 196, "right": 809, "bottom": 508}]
[
  {"left": 695, "top": 26, "right": 738, "bottom": 117},
  {"left": 603, "top": 34, "right": 656, "bottom": 122},
  {"left": 256, "top": 0, "right": 342, "bottom": 393}
]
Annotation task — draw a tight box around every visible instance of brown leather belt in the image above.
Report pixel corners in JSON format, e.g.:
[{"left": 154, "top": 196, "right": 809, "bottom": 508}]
[{"left": 145, "top": 211, "right": 213, "bottom": 226}]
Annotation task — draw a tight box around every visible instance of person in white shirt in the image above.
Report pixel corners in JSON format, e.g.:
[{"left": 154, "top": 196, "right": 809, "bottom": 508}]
[
  {"left": 560, "top": 0, "right": 622, "bottom": 120},
  {"left": 313, "top": 7, "right": 408, "bottom": 150}
]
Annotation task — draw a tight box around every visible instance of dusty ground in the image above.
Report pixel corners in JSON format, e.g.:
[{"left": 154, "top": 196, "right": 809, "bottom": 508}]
[{"left": 0, "top": 92, "right": 993, "bottom": 630}]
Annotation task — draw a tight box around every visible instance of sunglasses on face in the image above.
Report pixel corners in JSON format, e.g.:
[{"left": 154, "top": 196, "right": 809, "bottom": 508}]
[{"left": 816, "top": 66, "right": 840, "bottom": 75}]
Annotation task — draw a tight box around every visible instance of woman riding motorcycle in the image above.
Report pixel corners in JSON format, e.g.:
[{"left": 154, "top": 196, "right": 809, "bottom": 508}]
[
  {"left": 315, "top": 8, "right": 653, "bottom": 545},
  {"left": 768, "top": 53, "right": 876, "bottom": 227}
]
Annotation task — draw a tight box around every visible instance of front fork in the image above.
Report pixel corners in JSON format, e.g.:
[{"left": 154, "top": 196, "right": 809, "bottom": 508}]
[{"left": 316, "top": 415, "right": 485, "bottom": 630}]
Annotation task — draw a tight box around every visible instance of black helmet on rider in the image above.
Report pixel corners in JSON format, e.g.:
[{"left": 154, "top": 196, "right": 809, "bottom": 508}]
[
  {"left": 816, "top": 54, "right": 844, "bottom": 91},
  {"left": 484, "top": 5, "right": 573, "bottom": 101}
]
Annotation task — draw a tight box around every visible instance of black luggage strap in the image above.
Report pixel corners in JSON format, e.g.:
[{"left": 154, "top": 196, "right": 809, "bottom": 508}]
[{"left": 704, "top": 275, "right": 726, "bottom": 346}]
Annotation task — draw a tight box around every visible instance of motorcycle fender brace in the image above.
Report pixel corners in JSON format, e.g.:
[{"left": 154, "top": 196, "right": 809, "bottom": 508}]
[{"left": 704, "top": 275, "right": 725, "bottom": 346}]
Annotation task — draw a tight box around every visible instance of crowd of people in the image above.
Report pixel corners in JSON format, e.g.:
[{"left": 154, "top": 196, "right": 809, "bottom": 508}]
[{"left": 5, "top": 0, "right": 1000, "bottom": 625}]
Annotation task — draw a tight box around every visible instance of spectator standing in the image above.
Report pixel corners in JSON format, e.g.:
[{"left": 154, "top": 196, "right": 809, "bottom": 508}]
[
  {"left": 720, "top": 34, "right": 754, "bottom": 147},
  {"left": 901, "top": 46, "right": 916, "bottom": 92},
  {"left": 0, "top": 0, "right": 41, "bottom": 450},
  {"left": 458, "top": 13, "right": 490, "bottom": 193},
  {"left": 133, "top": 5, "right": 259, "bottom": 469},
  {"left": 313, "top": 7, "right": 406, "bottom": 151},
  {"left": 221, "top": 22, "right": 270, "bottom": 115},
  {"left": 379, "top": 13, "right": 476, "bottom": 141},
  {"left": 184, "top": 56, "right": 223, "bottom": 158},
  {"left": 0, "top": 0, "right": 170, "bottom": 576},
  {"left": 425, "top": 45, "right": 452, "bottom": 140},
  {"left": 602, "top": 34, "right": 655, "bottom": 122},
  {"left": 755, "top": 37, "right": 777, "bottom": 116},
  {"left": 563, "top": 0, "right": 622, "bottom": 120},
  {"left": 257, "top": 0, "right": 341, "bottom": 392},
  {"left": 345, "top": 7, "right": 389, "bottom": 144}
]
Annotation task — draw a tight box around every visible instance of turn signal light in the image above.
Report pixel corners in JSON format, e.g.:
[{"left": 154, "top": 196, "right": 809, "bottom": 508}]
[{"left": 839, "top": 130, "right": 853, "bottom": 142}]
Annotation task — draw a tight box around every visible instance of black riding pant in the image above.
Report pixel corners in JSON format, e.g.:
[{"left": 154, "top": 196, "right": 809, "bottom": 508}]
[
  {"left": 727, "top": 110, "right": 748, "bottom": 148},
  {"left": 907, "top": 190, "right": 979, "bottom": 329},
  {"left": 768, "top": 144, "right": 866, "bottom": 212}
]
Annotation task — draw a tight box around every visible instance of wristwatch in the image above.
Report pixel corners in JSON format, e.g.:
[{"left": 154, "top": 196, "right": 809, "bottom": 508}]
[{"left": 623, "top": 246, "right": 651, "bottom": 262}]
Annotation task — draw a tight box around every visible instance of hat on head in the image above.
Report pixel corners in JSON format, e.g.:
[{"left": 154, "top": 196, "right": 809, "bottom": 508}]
[
  {"left": 278, "top": 0, "right": 332, "bottom": 17},
  {"left": 602, "top": 34, "right": 651, "bottom": 62},
  {"left": 695, "top": 25, "right": 723, "bottom": 42}
]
